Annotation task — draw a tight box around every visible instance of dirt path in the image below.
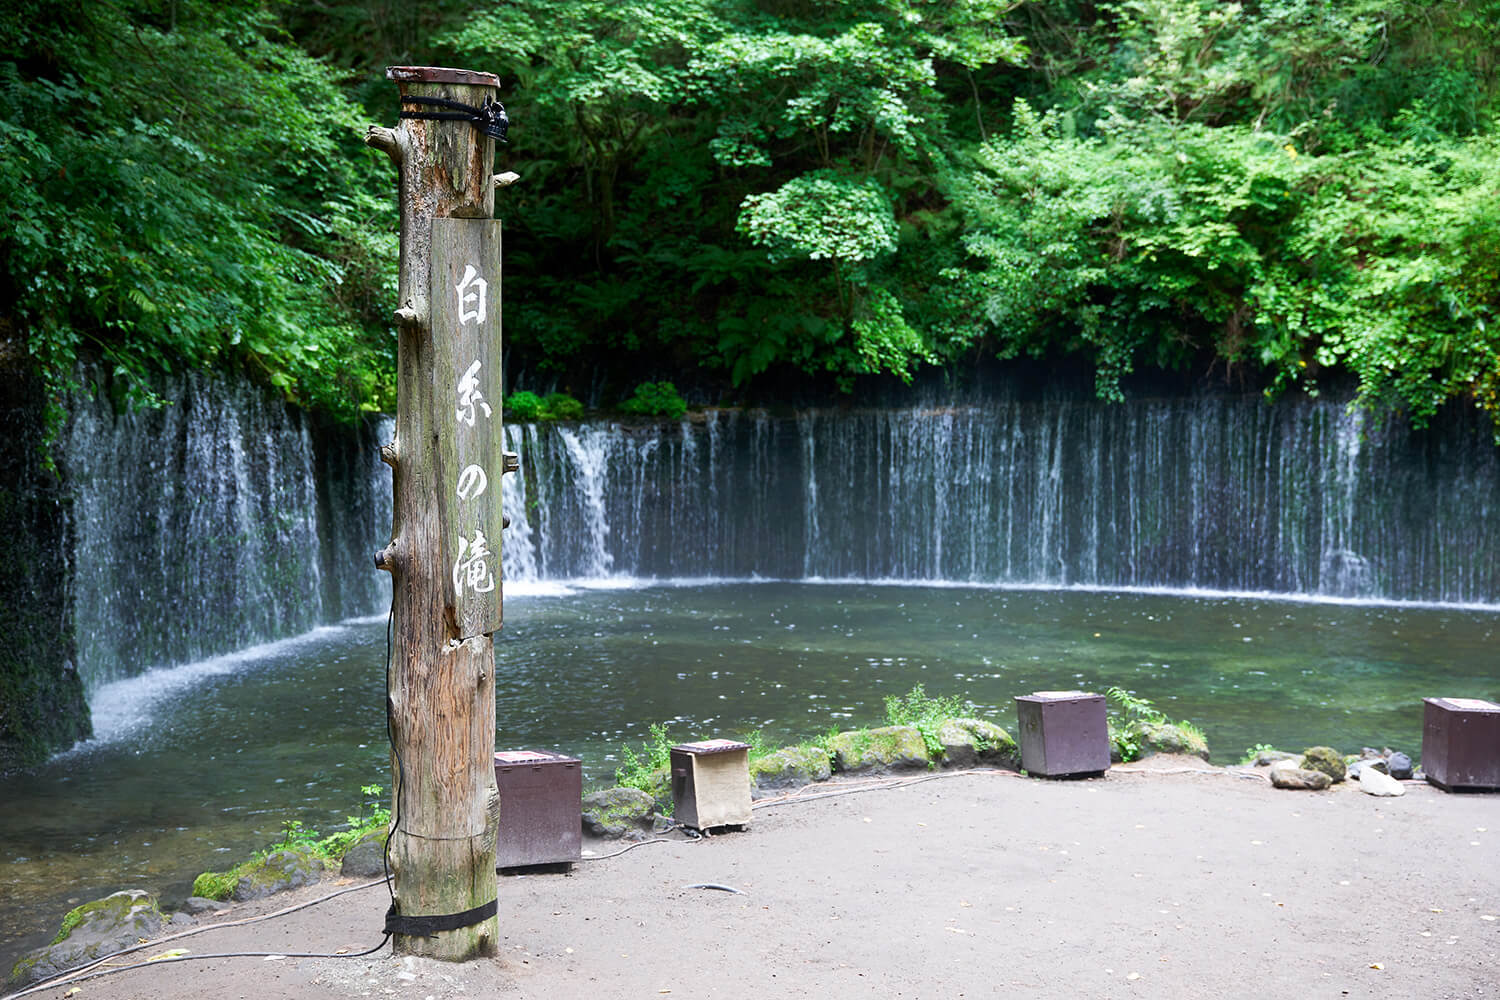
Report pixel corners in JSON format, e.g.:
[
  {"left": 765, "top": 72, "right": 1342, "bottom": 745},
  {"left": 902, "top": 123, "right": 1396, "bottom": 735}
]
[{"left": 10, "top": 762, "right": 1499, "bottom": 1000}]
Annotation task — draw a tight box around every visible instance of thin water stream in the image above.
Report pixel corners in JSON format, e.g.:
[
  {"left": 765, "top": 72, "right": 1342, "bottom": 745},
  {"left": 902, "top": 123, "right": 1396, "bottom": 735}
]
[{"left": 3, "top": 581, "right": 1496, "bottom": 975}]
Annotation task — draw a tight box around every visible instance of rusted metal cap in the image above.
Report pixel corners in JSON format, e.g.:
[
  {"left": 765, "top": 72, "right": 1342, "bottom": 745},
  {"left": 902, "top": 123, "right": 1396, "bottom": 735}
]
[
  {"left": 673, "top": 739, "right": 750, "bottom": 755},
  {"left": 387, "top": 65, "right": 500, "bottom": 87}
]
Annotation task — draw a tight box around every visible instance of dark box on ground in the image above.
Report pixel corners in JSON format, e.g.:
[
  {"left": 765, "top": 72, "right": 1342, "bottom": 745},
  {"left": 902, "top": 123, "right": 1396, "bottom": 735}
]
[
  {"left": 493, "top": 749, "right": 582, "bottom": 868},
  {"left": 671, "top": 739, "right": 752, "bottom": 830},
  {"left": 1014, "top": 691, "right": 1110, "bottom": 778},
  {"left": 1422, "top": 698, "right": 1500, "bottom": 792}
]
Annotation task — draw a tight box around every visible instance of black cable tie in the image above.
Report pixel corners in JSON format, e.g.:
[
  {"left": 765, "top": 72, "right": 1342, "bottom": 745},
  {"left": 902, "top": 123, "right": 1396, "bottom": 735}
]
[
  {"left": 398, "top": 94, "right": 508, "bottom": 142},
  {"left": 383, "top": 898, "right": 498, "bottom": 938}
]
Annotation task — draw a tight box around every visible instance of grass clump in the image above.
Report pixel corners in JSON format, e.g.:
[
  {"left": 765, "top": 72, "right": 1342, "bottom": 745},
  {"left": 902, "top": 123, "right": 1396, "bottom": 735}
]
[
  {"left": 1105, "top": 686, "right": 1208, "bottom": 762},
  {"left": 884, "top": 683, "right": 964, "bottom": 760}
]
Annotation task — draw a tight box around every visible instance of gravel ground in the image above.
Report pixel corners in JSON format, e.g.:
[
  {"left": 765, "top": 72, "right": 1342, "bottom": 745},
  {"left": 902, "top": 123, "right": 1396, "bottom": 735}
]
[{"left": 8, "top": 760, "right": 1499, "bottom": 1000}]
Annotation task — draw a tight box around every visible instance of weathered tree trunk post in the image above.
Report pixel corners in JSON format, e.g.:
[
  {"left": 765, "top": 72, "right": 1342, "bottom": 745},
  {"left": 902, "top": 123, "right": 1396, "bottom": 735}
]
[{"left": 365, "top": 65, "right": 508, "bottom": 960}]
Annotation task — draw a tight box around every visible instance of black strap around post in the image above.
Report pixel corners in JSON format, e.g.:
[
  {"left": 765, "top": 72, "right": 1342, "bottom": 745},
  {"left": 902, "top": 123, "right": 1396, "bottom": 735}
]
[
  {"left": 384, "top": 898, "right": 498, "bottom": 938},
  {"left": 399, "top": 94, "right": 509, "bottom": 142}
]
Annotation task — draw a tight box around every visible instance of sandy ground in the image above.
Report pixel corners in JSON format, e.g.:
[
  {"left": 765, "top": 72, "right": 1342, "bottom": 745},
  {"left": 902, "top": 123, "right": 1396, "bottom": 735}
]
[{"left": 7, "top": 759, "right": 1499, "bottom": 1000}]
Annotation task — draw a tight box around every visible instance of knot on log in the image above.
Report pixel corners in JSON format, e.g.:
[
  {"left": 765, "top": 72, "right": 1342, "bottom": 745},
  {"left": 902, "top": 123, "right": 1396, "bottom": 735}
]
[
  {"left": 493, "top": 172, "right": 520, "bottom": 188},
  {"left": 374, "top": 542, "right": 399, "bottom": 573},
  {"left": 380, "top": 442, "right": 398, "bottom": 468},
  {"left": 364, "top": 125, "right": 402, "bottom": 164},
  {"left": 394, "top": 305, "right": 420, "bottom": 329}
]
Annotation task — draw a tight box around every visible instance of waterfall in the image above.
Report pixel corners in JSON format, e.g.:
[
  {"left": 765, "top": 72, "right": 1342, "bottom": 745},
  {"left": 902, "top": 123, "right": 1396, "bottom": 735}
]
[
  {"left": 62, "top": 373, "right": 392, "bottom": 694},
  {"left": 499, "top": 395, "right": 1500, "bottom": 605},
  {"left": 52, "top": 377, "right": 1500, "bottom": 701}
]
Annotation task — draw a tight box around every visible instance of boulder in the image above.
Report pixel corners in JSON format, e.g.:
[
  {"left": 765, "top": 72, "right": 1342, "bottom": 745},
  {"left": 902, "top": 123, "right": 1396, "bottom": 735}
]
[
  {"left": 8, "top": 890, "right": 163, "bottom": 987},
  {"left": 750, "top": 745, "right": 832, "bottom": 794},
  {"left": 937, "top": 718, "right": 1018, "bottom": 769},
  {"left": 1299, "top": 746, "right": 1347, "bottom": 783},
  {"left": 1268, "top": 761, "right": 1333, "bottom": 790},
  {"left": 1347, "top": 758, "right": 1387, "bottom": 780},
  {"left": 232, "top": 849, "right": 325, "bottom": 901},
  {"left": 340, "top": 831, "right": 388, "bottom": 878},
  {"left": 179, "top": 896, "right": 230, "bottom": 916},
  {"left": 581, "top": 787, "right": 657, "bottom": 839},
  {"left": 828, "top": 726, "right": 930, "bottom": 774},
  {"left": 1126, "top": 720, "right": 1210, "bottom": 761},
  {"left": 1252, "top": 750, "right": 1300, "bottom": 766},
  {"left": 1386, "top": 751, "right": 1414, "bottom": 781},
  {"left": 1358, "top": 767, "right": 1406, "bottom": 797}
]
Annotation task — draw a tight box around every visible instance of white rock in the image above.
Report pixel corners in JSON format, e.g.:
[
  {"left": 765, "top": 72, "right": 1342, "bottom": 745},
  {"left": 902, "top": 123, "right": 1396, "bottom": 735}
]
[{"left": 1359, "top": 766, "right": 1406, "bottom": 797}]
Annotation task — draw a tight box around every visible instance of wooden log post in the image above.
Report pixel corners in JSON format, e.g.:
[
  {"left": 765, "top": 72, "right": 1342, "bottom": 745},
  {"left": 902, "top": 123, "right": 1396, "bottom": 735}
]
[{"left": 365, "top": 65, "right": 507, "bottom": 961}]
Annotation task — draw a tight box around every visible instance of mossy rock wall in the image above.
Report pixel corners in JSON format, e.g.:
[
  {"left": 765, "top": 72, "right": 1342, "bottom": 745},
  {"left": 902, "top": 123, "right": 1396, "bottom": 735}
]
[
  {"left": 750, "top": 745, "right": 833, "bottom": 792},
  {"left": 0, "top": 363, "right": 90, "bottom": 771}
]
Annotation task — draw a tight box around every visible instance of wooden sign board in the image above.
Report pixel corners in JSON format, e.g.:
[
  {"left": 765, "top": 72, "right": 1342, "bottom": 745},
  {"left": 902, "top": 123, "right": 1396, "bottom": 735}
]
[{"left": 431, "top": 217, "right": 503, "bottom": 638}]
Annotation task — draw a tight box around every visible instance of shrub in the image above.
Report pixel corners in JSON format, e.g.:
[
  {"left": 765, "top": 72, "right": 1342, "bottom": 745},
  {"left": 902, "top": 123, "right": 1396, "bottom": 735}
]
[
  {"left": 505, "top": 390, "right": 545, "bottom": 420},
  {"left": 619, "top": 381, "right": 688, "bottom": 419}
]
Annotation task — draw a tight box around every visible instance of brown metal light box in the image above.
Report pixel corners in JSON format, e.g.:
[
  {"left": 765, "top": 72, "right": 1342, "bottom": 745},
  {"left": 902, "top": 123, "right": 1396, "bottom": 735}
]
[
  {"left": 493, "top": 749, "right": 582, "bottom": 869},
  {"left": 1422, "top": 697, "right": 1500, "bottom": 792},
  {"left": 1014, "top": 691, "right": 1110, "bottom": 778},
  {"left": 670, "top": 739, "right": 752, "bottom": 831}
]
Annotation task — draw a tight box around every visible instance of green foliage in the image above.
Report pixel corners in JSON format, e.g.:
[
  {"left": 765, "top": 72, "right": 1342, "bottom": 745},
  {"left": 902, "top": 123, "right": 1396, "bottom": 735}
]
[
  {"left": 0, "top": 0, "right": 399, "bottom": 430},
  {"left": 504, "top": 390, "right": 585, "bottom": 421},
  {"left": 615, "top": 722, "right": 674, "bottom": 793},
  {"left": 1105, "top": 685, "right": 1165, "bottom": 762},
  {"left": 541, "top": 391, "right": 586, "bottom": 421},
  {"left": 504, "top": 391, "right": 546, "bottom": 421},
  {"left": 6, "top": 0, "right": 1499, "bottom": 430},
  {"left": 619, "top": 381, "right": 688, "bottom": 419},
  {"left": 190, "top": 870, "right": 237, "bottom": 902},
  {"left": 884, "top": 683, "right": 964, "bottom": 759}
]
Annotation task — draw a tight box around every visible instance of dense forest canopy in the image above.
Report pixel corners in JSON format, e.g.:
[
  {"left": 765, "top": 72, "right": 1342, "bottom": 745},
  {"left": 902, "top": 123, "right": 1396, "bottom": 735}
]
[{"left": 2, "top": 0, "right": 1498, "bottom": 431}]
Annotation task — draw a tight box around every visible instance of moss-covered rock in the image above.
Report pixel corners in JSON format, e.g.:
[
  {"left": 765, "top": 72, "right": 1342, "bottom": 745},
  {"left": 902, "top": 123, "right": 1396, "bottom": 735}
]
[
  {"left": 1127, "top": 720, "right": 1211, "bottom": 761},
  {"left": 230, "top": 848, "right": 325, "bottom": 901},
  {"left": 582, "top": 787, "right": 657, "bottom": 838},
  {"left": 1300, "top": 746, "right": 1347, "bottom": 783},
  {"left": 750, "top": 745, "right": 833, "bottom": 793},
  {"left": 1269, "top": 762, "right": 1333, "bottom": 790},
  {"left": 938, "top": 718, "right": 1019, "bottom": 769},
  {"left": 829, "top": 726, "right": 930, "bottom": 773},
  {"left": 8, "top": 890, "right": 163, "bottom": 987},
  {"left": 339, "top": 828, "right": 388, "bottom": 878}
]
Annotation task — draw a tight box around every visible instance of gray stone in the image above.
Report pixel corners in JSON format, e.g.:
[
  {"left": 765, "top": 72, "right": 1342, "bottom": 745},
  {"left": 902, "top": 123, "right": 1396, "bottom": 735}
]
[
  {"left": 1269, "top": 763, "right": 1333, "bottom": 790},
  {"left": 1348, "top": 758, "right": 1388, "bottom": 780},
  {"left": 581, "top": 787, "right": 657, "bottom": 839},
  {"left": 1386, "top": 751, "right": 1413, "bottom": 781},
  {"left": 937, "top": 718, "right": 1018, "bottom": 769},
  {"left": 179, "top": 896, "right": 230, "bottom": 915},
  {"left": 828, "top": 726, "right": 930, "bottom": 774},
  {"left": 1359, "top": 767, "right": 1406, "bottom": 797},
  {"left": 749, "top": 745, "right": 832, "bottom": 794},
  {"left": 1253, "top": 750, "right": 1300, "bottom": 766},
  {"left": 231, "top": 849, "right": 325, "bottom": 901},
  {"left": 340, "top": 833, "right": 388, "bottom": 878},
  {"left": 8, "top": 890, "right": 164, "bottom": 986}
]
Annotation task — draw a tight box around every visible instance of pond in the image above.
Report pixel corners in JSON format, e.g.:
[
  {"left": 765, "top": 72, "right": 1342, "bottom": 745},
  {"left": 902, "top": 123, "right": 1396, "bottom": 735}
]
[{"left": 3, "top": 581, "right": 1496, "bottom": 973}]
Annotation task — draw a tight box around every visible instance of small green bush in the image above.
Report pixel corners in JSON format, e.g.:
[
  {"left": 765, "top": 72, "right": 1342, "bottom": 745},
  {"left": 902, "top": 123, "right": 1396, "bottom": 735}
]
[
  {"left": 619, "top": 381, "right": 688, "bottom": 420},
  {"left": 542, "top": 391, "right": 585, "bottom": 420},
  {"left": 615, "top": 722, "right": 673, "bottom": 795},
  {"left": 884, "top": 683, "right": 964, "bottom": 759},
  {"left": 504, "top": 390, "right": 584, "bottom": 421},
  {"left": 505, "top": 390, "right": 545, "bottom": 421}
]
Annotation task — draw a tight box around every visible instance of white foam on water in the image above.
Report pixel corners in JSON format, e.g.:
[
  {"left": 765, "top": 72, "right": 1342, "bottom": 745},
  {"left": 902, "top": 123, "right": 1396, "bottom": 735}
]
[{"left": 67, "top": 624, "right": 356, "bottom": 749}]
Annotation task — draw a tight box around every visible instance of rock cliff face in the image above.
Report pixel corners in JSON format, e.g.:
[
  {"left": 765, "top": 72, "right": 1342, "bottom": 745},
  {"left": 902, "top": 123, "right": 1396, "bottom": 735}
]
[{"left": 0, "top": 361, "right": 89, "bottom": 770}]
